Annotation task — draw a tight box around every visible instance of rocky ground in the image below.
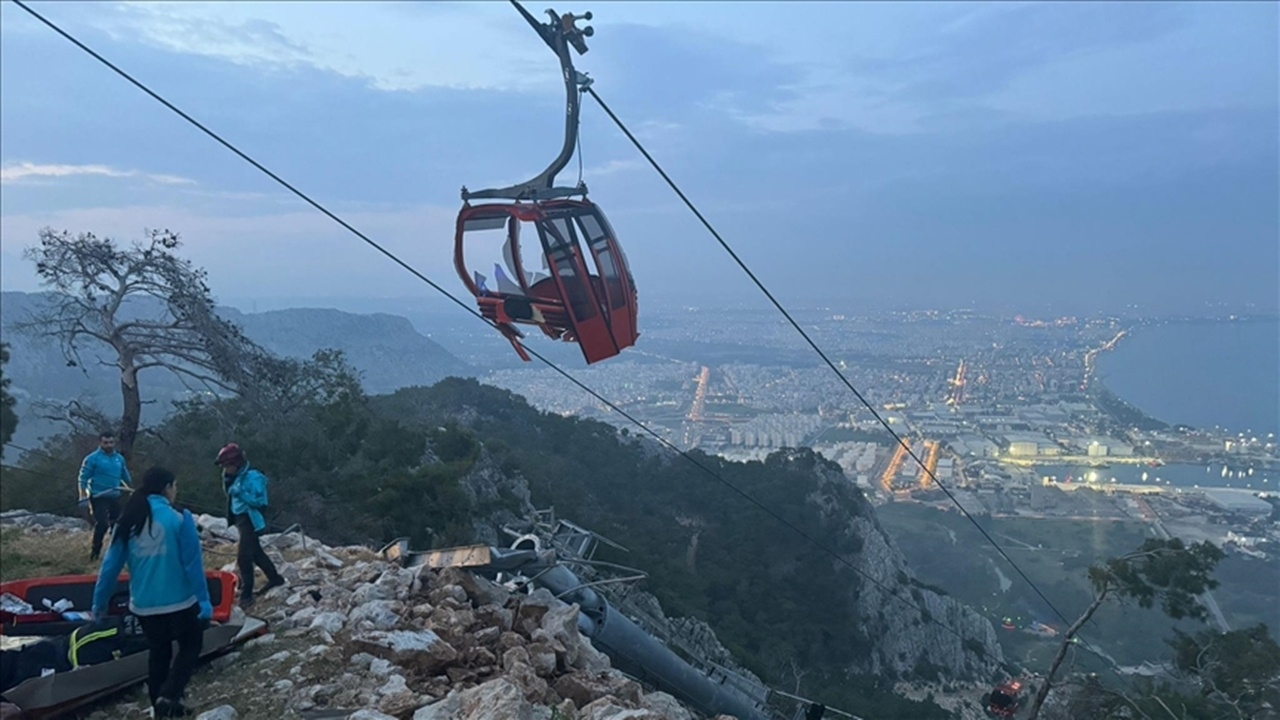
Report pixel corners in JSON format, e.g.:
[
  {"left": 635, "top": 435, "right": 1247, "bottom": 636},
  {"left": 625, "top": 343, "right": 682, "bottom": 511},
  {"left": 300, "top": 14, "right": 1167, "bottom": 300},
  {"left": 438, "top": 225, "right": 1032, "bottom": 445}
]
[{"left": 1, "top": 511, "right": 736, "bottom": 720}]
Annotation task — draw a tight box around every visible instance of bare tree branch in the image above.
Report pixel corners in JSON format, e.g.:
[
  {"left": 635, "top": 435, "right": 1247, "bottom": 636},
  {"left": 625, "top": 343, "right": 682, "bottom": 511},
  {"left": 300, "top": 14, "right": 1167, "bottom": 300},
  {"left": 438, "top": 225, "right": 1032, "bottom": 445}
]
[{"left": 16, "top": 227, "right": 304, "bottom": 457}]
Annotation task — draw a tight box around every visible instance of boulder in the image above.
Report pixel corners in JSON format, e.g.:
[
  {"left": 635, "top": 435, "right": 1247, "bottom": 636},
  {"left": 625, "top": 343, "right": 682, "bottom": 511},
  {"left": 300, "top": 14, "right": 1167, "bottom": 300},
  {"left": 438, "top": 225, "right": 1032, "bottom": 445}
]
[
  {"left": 553, "top": 670, "right": 643, "bottom": 709},
  {"left": 428, "top": 583, "right": 468, "bottom": 607},
  {"left": 577, "top": 698, "right": 666, "bottom": 720},
  {"left": 351, "top": 582, "right": 395, "bottom": 606},
  {"left": 496, "top": 631, "right": 526, "bottom": 654},
  {"left": 348, "top": 711, "right": 398, "bottom": 720},
  {"left": 310, "top": 611, "right": 346, "bottom": 635},
  {"left": 525, "top": 642, "right": 557, "bottom": 678},
  {"left": 349, "top": 600, "right": 402, "bottom": 630},
  {"left": 539, "top": 603, "right": 584, "bottom": 667},
  {"left": 512, "top": 588, "right": 558, "bottom": 636},
  {"left": 474, "top": 605, "right": 514, "bottom": 633},
  {"left": 354, "top": 629, "right": 458, "bottom": 674},
  {"left": 441, "top": 566, "right": 511, "bottom": 608},
  {"left": 639, "top": 691, "right": 694, "bottom": 720},
  {"left": 504, "top": 659, "right": 551, "bottom": 705},
  {"left": 412, "top": 678, "right": 537, "bottom": 720},
  {"left": 378, "top": 674, "right": 408, "bottom": 696},
  {"left": 193, "top": 707, "right": 238, "bottom": 720}
]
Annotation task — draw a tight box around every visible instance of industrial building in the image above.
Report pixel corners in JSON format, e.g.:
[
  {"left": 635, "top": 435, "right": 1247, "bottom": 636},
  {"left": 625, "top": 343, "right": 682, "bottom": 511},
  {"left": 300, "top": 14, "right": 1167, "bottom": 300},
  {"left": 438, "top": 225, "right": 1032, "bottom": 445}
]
[{"left": 1201, "top": 489, "right": 1273, "bottom": 517}]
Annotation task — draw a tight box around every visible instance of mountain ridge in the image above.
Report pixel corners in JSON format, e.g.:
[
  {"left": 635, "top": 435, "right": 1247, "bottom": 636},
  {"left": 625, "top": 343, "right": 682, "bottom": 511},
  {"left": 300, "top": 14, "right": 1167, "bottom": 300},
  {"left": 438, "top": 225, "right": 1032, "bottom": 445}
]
[{"left": 0, "top": 290, "right": 474, "bottom": 445}]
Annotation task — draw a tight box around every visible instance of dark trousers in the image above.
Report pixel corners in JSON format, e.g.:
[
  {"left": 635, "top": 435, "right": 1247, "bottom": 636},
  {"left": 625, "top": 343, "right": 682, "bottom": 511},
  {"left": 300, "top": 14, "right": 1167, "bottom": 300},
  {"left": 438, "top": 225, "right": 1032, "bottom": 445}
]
[
  {"left": 233, "top": 514, "right": 281, "bottom": 599},
  {"left": 136, "top": 604, "right": 203, "bottom": 706},
  {"left": 88, "top": 496, "right": 121, "bottom": 558}
]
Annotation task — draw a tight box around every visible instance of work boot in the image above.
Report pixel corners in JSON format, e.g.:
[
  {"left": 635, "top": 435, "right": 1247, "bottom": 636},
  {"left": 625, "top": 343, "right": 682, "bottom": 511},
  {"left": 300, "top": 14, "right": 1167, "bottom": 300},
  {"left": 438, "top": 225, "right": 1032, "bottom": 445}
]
[
  {"left": 262, "top": 576, "right": 286, "bottom": 594},
  {"left": 238, "top": 595, "right": 256, "bottom": 611}
]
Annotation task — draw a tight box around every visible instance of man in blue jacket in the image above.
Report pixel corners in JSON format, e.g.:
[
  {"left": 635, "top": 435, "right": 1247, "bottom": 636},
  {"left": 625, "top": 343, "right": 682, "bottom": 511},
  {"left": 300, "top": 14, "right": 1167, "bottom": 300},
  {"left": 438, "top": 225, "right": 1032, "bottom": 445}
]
[
  {"left": 78, "top": 430, "right": 133, "bottom": 561},
  {"left": 215, "top": 443, "right": 285, "bottom": 609}
]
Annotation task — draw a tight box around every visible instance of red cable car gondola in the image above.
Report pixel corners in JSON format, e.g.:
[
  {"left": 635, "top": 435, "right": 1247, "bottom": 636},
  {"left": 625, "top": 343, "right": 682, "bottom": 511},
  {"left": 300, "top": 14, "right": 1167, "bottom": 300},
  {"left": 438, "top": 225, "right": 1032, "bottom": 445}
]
[
  {"left": 455, "top": 6, "right": 638, "bottom": 364},
  {"left": 985, "top": 679, "right": 1022, "bottom": 717}
]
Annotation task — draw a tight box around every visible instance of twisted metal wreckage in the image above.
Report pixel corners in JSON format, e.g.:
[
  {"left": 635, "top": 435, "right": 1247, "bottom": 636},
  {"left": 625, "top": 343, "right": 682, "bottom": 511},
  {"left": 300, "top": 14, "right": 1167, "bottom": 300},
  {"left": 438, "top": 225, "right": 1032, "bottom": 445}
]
[{"left": 381, "top": 510, "right": 836, "bottom": 720}]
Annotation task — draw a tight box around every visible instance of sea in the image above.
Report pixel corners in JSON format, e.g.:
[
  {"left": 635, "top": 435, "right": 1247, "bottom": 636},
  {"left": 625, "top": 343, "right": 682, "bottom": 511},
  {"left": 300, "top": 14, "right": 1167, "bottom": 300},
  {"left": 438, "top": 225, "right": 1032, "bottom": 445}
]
[
  {"left": 1036, "top": 462, "right": 1274, "bottom": 493},
  {"left": 1066, "top": 318, "right": 1280, "bottom": 492},
  {"left": 1097, "top": 319, "right": 1279, "bottom": 438}
]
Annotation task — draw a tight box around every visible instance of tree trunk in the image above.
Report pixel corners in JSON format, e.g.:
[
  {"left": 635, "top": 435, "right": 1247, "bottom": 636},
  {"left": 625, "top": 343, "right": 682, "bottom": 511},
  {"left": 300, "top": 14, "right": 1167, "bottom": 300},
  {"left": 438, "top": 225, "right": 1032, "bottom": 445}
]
[
  {"left": 119, "top": 364, "right": 141, "bottom": 461},
  {"left": 1028, "top": 588, "right": 1110, "bottom": 720}
]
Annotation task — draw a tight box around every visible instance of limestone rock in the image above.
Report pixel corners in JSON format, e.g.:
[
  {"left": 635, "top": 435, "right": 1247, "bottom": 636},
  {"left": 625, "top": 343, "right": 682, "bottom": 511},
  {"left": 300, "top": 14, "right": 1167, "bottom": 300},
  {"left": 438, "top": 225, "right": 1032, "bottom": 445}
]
[
  {"left": 525, "top": 642, "right": 557, "bottom": 678},
  {"left": 512, "top": 588, "right": 558, "bottom": 636},
  {"left": 349, "top": 599, "right": 402, "bottom": 630},
  {"left": 309, "top": 611, "right": 346, "bottom": 634},
  {"left": 553, "top": 670, "right": 642, "bottom": 709},
  {"left": 193, "top": 707, "right": 238, "bottom": 720},
  {"left": 577, "top": 697, "right": 666, "bottom": 720},
  {"left": 355, "top": 629, "right": 459, "bottom": 674},
  {"left": 639, "top": 691, "right": 694, "bottom": 720},
  {"left": 348, "top": 711, "right": 399, "bottom": 720},
  {"left": 413, "top": 677, "right": 536, "bottom": 720}
]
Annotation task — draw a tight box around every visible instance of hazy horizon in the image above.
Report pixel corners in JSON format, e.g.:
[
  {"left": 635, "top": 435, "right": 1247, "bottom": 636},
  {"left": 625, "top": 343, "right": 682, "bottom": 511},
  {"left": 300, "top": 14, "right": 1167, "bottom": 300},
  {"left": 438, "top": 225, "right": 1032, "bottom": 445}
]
[{"left": 2, "top": 1, "right": 1277, "bottom": 318}]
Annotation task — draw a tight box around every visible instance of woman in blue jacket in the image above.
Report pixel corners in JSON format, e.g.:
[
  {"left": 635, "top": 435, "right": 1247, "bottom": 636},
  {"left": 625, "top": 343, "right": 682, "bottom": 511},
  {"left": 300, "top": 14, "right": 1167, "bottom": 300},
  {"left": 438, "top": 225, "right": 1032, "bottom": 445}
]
[{"left": 92, "top": 467, "right": 211, "bottom": 719}]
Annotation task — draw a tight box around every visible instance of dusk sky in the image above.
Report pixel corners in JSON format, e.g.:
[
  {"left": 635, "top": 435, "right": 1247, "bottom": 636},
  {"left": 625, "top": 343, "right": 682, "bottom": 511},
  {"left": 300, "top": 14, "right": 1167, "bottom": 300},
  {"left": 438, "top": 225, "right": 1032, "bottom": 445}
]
[{"left": 2, "top": 1, "right": 1276, "bottom": 317}]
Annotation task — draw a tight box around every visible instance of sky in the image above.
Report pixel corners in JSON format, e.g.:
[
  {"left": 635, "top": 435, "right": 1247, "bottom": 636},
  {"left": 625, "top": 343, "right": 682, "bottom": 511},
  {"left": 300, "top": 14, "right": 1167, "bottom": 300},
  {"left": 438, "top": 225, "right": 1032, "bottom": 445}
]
[{"left": 1, "top": 1, "right": 1276, "bottom": 318}]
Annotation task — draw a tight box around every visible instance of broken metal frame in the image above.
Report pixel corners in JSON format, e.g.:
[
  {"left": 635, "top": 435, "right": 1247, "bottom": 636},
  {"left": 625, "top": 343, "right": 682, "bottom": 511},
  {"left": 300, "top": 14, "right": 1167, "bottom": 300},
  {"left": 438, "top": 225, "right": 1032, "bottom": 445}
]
[
  {"left": 382, "top": 510, "right": 863, "bottom": 720},
  {"left": 383, "top": 520, "right": 774, "bottom": 720}
]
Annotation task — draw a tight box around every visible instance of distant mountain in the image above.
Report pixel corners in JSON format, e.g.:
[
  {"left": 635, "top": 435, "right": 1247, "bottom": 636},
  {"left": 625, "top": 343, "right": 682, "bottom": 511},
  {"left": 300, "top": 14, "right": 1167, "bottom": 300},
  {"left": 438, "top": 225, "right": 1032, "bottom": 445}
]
[
  {"left": 218, "top": 306, "right": 474, "bottom": 394},
  {"left": 0, "top": 291, "right": 474, "bottom": 446}
]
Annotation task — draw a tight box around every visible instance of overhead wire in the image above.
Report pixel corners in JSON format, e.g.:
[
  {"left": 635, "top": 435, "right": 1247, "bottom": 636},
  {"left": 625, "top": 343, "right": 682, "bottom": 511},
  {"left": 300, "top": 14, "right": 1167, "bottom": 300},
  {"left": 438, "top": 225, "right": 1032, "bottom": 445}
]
[
  {"left": 575, "top": 44, "right": 1134, "bottom": 688},
  {"left": 6, "top": 0, "right": 1013, "bottom": 678},
  {"left": 581, "top": 43, "right": 1089, "bottom": 641}
]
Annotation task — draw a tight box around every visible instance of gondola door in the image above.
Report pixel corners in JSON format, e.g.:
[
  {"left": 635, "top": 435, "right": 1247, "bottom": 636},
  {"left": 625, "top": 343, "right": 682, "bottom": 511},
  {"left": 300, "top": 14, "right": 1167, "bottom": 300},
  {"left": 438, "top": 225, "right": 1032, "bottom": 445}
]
[
  {"left": 537, "top": 215, "right": 620, "bottom": 363},
  {"left": 573, "top": 206, "right": 638, "bottom": 351}
]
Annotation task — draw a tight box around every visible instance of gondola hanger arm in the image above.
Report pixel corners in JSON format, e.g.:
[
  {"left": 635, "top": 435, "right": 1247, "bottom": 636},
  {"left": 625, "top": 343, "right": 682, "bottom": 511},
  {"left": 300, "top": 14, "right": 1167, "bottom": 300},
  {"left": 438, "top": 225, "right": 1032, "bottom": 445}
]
[{"left": 461, "top": 3, "right": 595, "bottom": 203}]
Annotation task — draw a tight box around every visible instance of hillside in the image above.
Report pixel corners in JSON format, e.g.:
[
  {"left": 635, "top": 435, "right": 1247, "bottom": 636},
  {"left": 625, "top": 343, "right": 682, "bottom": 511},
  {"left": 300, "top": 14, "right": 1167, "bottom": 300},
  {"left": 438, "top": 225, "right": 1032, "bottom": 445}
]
[
  {"left": 218, "top": 307, "right": 474, "bottom": 394},
  {"left": 0, "top": 291, "right": 473, "bottom": 447},
  {"left": 1, "top": 366, "right": 1007, "bottom": 717},
  {"left": 362, "top": 380, "right": 1006, "bottom": 710}
]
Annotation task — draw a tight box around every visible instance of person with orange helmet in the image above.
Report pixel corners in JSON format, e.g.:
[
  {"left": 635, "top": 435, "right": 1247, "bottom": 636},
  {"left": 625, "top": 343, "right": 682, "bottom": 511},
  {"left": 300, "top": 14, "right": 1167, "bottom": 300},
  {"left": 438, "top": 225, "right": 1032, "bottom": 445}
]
[{"left": 214, "top": 443, "right": 284, "bottom": 609}]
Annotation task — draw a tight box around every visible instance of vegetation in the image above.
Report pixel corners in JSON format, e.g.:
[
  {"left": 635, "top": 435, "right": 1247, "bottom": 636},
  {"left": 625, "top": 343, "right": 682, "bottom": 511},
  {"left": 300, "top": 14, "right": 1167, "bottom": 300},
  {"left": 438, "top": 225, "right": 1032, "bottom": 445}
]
[
  {"left": 1093, "top": 383, "right": 1169, "bottom": 433},
  {"left": 1028, "top": 537, "right": 1225, "bottom": 719},
  {"left": 4, "top": 375, "right": 955, "bottom": 718},
  {"left": 15, "top": 228, "right": 333, "bottom": 457},
  {"left": 1053, "top": 624, "right": 1280, "bottom": 719},
  {"left": 0, "top": 527, "right": 98, "bottom": 582},
  {"left": 372, "top": 380, "right": 958, "bottom": 717},
  {"left": 0, "top": 343, "right": 16, "bottom": 456}
]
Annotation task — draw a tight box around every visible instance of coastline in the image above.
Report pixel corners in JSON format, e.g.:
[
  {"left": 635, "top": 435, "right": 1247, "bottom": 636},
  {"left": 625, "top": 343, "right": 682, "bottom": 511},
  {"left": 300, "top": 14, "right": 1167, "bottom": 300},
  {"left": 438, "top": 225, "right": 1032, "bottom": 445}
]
[
  {"left": 1084, "top": 328, "right": 1173, "bottom": 433},
  {"left": 1092, "top": 318, "right": 1280, "bottom": 436}
]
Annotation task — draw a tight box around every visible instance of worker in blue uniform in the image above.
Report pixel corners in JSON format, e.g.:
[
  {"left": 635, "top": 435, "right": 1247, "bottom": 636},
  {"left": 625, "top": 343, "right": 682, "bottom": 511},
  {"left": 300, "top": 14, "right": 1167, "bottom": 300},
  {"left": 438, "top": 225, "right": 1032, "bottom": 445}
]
[
  {"left": 92, "top": 466, "right": 212, "bottom": 718},
  {"left": 215, "top": 443, "right": 285, "bottom": 609},
  {"left": 78, "top": 430, "right": 133, "bottom": 560}
]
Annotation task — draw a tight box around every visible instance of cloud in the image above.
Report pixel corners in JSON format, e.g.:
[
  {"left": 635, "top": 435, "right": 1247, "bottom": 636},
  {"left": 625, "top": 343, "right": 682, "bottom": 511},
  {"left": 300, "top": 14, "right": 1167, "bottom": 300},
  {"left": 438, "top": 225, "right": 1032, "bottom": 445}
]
[
  {"left": 0, "top": 201, "right": 464, "bottom": 301},
  {"left": 0, "top": 162, "right": 195, "bottom": 186},
  {"left": 78, "top": 1, "right": 553, "bottom": 93},
  {"left": 735, "top": 3, "right": 1274, "bottom": 134},
  {"left": 104, "top": 3, "right": 315, "bottom": 71}
]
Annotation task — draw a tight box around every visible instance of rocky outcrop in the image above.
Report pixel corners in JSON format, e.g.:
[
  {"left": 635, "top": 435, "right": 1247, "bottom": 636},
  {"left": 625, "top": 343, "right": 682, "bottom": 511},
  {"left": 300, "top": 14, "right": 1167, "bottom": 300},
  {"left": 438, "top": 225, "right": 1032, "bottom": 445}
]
[
  {"left": 454, "top": 451, "right": 538, "bottom": 547},
  {"left": 0, "top": 510, "right": 88, "bottom": 532},
  {"left": 794, "top": 449, "right": 1004, "bottom": 680},
  {"left": 203, "top": 522, "right": 707, "bottom": 719}
]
